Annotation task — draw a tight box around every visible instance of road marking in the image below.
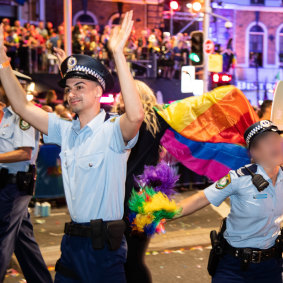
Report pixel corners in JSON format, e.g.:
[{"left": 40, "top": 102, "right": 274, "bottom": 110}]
[{"left": 210, "top": 202, "right": 230, "bottom": 218}]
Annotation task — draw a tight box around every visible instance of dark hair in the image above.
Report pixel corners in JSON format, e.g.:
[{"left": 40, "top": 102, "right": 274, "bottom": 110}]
[{"left": 258, "top": 100, "right": 272, "bottom": 118}]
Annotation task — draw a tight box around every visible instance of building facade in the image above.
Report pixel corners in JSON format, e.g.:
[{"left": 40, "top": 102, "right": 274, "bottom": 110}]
[{"left": 211, "top": 0, "right": 283, "bottom": 104}]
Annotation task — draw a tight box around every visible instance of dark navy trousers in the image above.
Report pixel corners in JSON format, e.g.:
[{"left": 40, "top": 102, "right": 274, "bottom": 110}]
[
  {"left": 213, "top": 254, "right": 282, "bottom": 283},
  {"left": 55, "top": 233, "right": 127, "bottom": 283},
  {"left": 0, "top": 183, "right": 52, "bottom": 283}
]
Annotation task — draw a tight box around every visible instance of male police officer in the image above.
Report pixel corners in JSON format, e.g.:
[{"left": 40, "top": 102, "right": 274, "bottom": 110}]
[
  {"left": 0, "top": 11, "right": 144, "bottom": 282},
  {"left": 0, "top": 77, "right": 52, "bottom": 282},
  {"left": 179, "top": 120, "right": 283, "bottom": 283}
]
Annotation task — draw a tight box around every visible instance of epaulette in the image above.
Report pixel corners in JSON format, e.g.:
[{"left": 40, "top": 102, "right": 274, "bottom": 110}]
[{"left": 235, "top": 164, "right": 257, "bottom": 177}]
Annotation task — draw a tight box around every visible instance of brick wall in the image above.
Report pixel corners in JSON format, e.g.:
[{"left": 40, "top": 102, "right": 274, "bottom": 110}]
[
  {"left": 45, "top": 0, "right": 159, "bottom": 35},
  {"left": 234, "top": 10, "right": 283, "bottom": 66}
]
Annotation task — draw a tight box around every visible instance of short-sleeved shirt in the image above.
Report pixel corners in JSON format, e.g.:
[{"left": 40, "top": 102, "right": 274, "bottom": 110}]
[
  {"left": 204, "top": 164, "right": 283, "bottom": 249},
  {"left": 44, "top": 110, "right": 138, "bottom": 223},
  {"left": 0, "top": 107, "right": 36, "bottom": 173}
]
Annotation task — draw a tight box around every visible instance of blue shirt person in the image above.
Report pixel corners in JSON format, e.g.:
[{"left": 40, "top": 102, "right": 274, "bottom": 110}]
[
  {"left": 0, "top": 11, "right": 144, "bottom": 282},
  {"left": 179, "top": 120, "right": 283, "bottom": 283},
  {"left": 204, "top": 164, "right": 283, "bottom": 250},
  {"left": 44, "top": 110, "right": 138, "bottom": 223},
  {"left": 0, "top": 105, "right": 52, "bottom": 282}
]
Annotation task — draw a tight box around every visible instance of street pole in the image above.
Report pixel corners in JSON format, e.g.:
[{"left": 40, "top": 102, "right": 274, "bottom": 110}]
[
  {"left": 64, "top": 0, "right": 72, "bottom": 56},
  {"left": 203, "top": 0, "right": 211, "bottom": 93},
  {"left": 170, "top": 8, "right": 173, "bottom": 35}
]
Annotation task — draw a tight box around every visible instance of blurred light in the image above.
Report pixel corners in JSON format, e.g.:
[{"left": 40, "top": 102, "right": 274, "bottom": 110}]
[
  {"left": 100, "top": 95, "right": 115, "bottom": 104},
  {"left": 186, "top": 3, "right": 192, "bottom": 8},
  {"left": 27, "top": 82, "right": 35, "bottom": 93},
  {"left": 192, "top": 2, "right": 202, "bottom": 12},
  {"left": 212, "top": 73, "right": 232, "bottom": 83},
  {"left": 225, "top": 21, "right": 233, "bottom": 29},
  {"left": 189, "top": 53, "right": 200, "bottom": 63},
  {"left": 222, "top": 74, "right": 232, "bottom": 82},
  {"left": 27, "top": 94, "right": 34, "bottom": 101},
  {"left": 212, "top": 73, "right": 220, "bottom": 83},
  {"left": 170, "top": 0, "right": 179, "bottom": 10}
]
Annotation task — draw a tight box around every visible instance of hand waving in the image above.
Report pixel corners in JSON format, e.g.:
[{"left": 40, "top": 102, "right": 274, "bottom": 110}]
[
  {"left": 108, "top": 10, "right": 134, "bottom": 55},
  {"left": 0, "top": 24, "right": 9, "bottom": 63},
  {"left": 53, "top": 47, "right": 67, "bottom": 66}
]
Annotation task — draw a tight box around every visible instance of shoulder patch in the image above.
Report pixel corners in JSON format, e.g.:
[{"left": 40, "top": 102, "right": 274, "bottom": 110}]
[
  {"left": 110, "top": 117, "right": 117, "bottom": 123},
  {"left": 236, "top": 164, "right": 257, "bottom": 177},
  {"left": 19, "top": 119, "right": 30, "bottom": 131},
  {"left": 216, "top": 174, "right": 231, "bottom": 190}
]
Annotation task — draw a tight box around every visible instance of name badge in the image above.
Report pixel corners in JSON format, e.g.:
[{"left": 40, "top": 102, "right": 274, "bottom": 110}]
[{"left": 253, "top": 194, "right": 268, "bottom": 199}]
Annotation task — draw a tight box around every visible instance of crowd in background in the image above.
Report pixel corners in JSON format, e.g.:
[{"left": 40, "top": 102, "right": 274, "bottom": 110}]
[{"left": 2, "top": 18, "right": 192, "bottom": 79}]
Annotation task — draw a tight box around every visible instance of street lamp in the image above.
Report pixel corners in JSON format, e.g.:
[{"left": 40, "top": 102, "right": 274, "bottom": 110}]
[
  {"left": 192, "top": 2, "right": 202, "bottom": 12},
  {"left": 170, "top": 0, "right": 179, "bottom": 10}
]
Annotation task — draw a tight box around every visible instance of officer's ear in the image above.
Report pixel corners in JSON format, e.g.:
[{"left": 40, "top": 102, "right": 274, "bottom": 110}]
[{"left": 94, "top": 83, "right": 103, "bottom": 99}]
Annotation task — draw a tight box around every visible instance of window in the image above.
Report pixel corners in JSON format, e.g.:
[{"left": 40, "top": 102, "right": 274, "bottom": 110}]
[
  {"left": 250, "top": 0, "right": 265, "bottom": 4},
  {"left": 249, "top": 25, "right": 264, "bottom": 67},
  {"left": 73, "top": 11, "right": 98, "bottom": 26},
  {"left": 279, "top": 27, "right": 283, "bottom": 67}
]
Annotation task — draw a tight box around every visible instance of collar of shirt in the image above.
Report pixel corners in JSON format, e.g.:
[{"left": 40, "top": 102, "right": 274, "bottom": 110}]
[
  {"left": 71, "top": 109, "right": 106, "bottom": 135},
  {"left": 4, "top": 106, "right": 15, "bottom": 116},
  {"left": 257, "top": 164, "right": 283, "bottom": 186}
]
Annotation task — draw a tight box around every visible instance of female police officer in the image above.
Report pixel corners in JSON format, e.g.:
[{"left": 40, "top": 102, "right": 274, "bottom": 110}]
[{"left": 179, "top": 120, "right": 283, "bottom": 283}]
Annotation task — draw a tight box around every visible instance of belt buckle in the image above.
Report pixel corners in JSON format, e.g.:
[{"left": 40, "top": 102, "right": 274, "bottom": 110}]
[{"left": 251, "top": 250, "right": 262, "bottom": 263}]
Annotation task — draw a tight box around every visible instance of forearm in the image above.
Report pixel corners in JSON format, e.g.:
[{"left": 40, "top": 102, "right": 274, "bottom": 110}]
[
  {"left": 0, "top": 55, "right": 28, "bottom": 114},
  {"left": 113, "top": 51, "right": 144, "bottom": 123},
  {"left": 0, "top": 148, "right": 32, "bottom": 163},
  {"left": 178, "top": 191, "right": 210, "bottom": 217},
  {"left": 0, "top": 48, "right": 49, "bottom": 134}
]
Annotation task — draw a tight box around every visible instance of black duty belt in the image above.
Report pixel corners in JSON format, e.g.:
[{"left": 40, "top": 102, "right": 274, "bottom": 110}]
[
  {"left": 64, "top": 219, "right": 126, "bottom": 251},
  {"left": 7, "top": 173, "right": 17, "bottom": 184},
  {"left": 64, "top": 222, "right": 93, "bottom": 237},
  {"left": 224, "top": 241, "right": 280, "bottom": 264}
]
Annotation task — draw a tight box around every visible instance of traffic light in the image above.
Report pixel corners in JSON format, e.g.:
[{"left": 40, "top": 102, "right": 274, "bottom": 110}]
[
  {"left": 169, "top": 0, "right": 179, "bottom": 10},
  {"left": 211, "top": 73, "right": 232, "bottom": 88},
  {"left": 190, "top": 31, "right": 204, "bottom": 66}
]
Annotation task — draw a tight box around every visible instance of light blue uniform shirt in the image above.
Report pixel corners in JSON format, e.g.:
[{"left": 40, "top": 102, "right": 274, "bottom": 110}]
[
  {"left": 0, "top": 106, "right": 36, "bottom": 173},
  {"left": 44, "top": 110, "right": 138, "bottom": 223},
  {"left": 204, "top": 164, "right": 283, "bottom": 249}
]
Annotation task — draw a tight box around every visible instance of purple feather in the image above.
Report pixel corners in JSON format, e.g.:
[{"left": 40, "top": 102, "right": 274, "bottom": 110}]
[{"left": 135, "top": 161, "right": 179, "bottom": 196}]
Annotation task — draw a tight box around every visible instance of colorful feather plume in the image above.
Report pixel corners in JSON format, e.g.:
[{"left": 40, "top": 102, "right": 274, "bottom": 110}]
[
  {"left": 135, "top": 161, "right": 179, "bottom": 196},
  {"left": 128, "top": 163, "right": 181, "bottom": 236}
]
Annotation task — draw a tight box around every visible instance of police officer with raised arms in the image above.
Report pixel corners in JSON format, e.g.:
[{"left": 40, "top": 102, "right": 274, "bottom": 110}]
[
  {"left": 179, "top": 120, "right": 283, "bottom": 282},
  {"left": 0, "top": 11, "right": 144, "bottom": 282},
  {"left": 0, "top": 74, "right": 52, "bottom": 282}
]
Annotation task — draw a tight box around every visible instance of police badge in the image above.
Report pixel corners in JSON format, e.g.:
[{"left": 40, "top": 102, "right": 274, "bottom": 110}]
[
  {"left": 215, "top": 174, "right": 231, "bottom": 190},
  {"left": 19, "top": 119, "right": 31, "bottom": 131}
]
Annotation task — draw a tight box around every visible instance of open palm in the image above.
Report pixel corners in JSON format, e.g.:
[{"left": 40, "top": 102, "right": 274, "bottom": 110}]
[{"left": 108, "top": 10, "right": 134, "bottom": 54}]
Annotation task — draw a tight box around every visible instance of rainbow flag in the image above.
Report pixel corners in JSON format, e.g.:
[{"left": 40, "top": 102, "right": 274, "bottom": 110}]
[{"left": 157, "top": 85, "right": 259, "bottom": 181}]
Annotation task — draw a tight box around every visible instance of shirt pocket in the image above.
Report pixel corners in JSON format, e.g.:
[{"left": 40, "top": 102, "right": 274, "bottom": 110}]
[
  {"left": 236, "top": 193, "right": 272, "bottom": 218},
  {"left": 77, "top": 152, "right": 104, "bottom": 170},
  {"left": 0, "top": 126, "right": 13, "bottom": 141}
]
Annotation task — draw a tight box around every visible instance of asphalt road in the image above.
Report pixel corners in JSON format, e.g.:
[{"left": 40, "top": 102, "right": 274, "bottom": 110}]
[{"left": 5, "top": 190, "right": 221, "bottom": 283}]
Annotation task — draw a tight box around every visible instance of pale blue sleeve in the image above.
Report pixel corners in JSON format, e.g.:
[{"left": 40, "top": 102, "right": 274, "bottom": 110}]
[
  {"left": 43, "top": 113, "right": 69, "bottom": 146},
  {"left": 109, "top": 116, "right": 139, "bottom": 153},
  {"left": 13, "top": 116, "right": 35, "bottom": 149},
  {"left": 204, "top": 171, "right": 238, "bottom": 207}
]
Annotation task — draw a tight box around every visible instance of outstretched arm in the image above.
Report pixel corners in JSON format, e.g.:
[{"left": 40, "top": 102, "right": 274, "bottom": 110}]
[
  {"left": 108, "top": 11, "right": 144, "bottom": 142},
  {"left": 0, "top": 24, "right": 48, "bottom": 135},
  {"left": 178, "top": 191, "right": 210, "bottom": 217}
]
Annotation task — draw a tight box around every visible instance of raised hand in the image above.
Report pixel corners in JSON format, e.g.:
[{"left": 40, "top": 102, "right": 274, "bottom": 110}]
[
  {"left": 0, "top": 24, "right": 9, "bottom": 63},
  {"left": 53, "top": 47, "right": 67, "bottom": 66},
  {"left": 108, "top": 10, "right": 134, "bottom": 55}
]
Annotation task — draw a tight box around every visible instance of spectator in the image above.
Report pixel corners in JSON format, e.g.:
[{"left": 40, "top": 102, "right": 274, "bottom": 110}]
[
  {"left": 45, "top": 89, "right": 57, "bottom": 110},
  {"left": 258, "top": 100, "right": 272, "bottom": 120}
]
